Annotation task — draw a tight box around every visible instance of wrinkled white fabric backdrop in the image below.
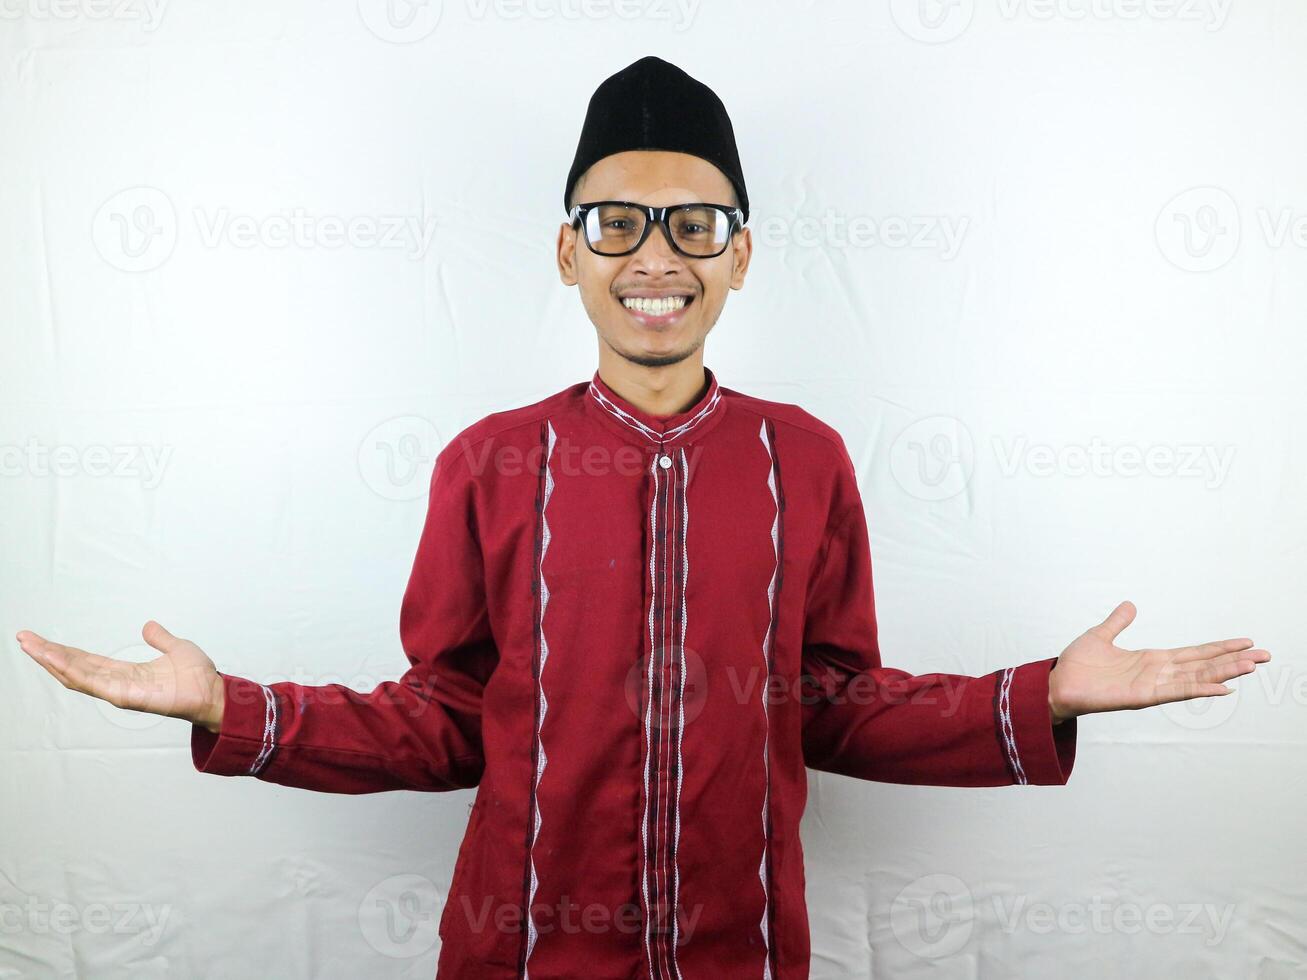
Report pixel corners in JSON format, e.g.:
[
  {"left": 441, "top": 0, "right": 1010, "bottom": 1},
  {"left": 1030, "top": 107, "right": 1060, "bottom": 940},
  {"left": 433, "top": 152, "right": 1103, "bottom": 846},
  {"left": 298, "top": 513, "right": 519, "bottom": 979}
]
[{"left": 3, "top": 1, "right": 1304, "bottom": 977}]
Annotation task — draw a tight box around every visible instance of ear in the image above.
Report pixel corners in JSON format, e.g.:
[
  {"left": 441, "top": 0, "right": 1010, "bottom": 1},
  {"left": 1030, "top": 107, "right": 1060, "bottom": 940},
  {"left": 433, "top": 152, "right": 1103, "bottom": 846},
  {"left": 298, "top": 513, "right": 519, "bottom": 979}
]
[
  {"left": 557, "top": 221, "right": 579, "bottom": 285},
  {"left": 728, "top": 226, "right": 752, "bottom": 290}
]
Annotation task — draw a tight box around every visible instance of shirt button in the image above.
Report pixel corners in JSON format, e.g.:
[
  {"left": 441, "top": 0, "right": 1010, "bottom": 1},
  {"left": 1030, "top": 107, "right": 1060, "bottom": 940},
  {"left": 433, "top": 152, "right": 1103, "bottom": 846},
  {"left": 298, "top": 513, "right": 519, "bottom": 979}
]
[{"left": 658, "top": 454, "right": 672, "bottom": 469}]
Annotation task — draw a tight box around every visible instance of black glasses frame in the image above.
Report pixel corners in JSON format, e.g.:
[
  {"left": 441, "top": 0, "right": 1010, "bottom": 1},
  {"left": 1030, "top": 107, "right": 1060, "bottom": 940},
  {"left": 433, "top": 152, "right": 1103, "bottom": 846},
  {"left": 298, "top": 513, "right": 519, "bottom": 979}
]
[{"left": 568, "top": 200, "right": 746, "bottom": 258}]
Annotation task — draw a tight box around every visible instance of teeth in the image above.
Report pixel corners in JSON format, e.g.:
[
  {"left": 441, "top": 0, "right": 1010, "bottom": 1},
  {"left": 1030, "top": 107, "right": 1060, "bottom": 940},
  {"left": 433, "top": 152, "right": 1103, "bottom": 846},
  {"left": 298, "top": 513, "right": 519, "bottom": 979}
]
[{"left": 621, "top": 295, "right": 689, "bottom": 315}]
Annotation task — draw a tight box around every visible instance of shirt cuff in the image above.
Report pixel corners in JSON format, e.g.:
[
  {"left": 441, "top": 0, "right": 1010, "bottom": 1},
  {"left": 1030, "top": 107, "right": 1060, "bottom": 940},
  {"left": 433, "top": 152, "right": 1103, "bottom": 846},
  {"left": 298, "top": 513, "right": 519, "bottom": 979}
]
[
  {"left": 996, "top": 657, "right": 1078, "bottom": 786},
  {"left": 190, "top": 672, "right": 280, "bottom": 777}
]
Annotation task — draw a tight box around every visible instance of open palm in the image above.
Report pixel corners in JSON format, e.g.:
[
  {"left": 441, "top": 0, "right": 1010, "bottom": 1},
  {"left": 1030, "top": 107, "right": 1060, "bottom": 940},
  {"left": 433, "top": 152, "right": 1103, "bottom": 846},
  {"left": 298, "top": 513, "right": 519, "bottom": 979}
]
[
  {"left": 1049, "top": 601, "right": 1271, "bottom": 722},
  {"left": 16, "top": 621, "right": 224, "bottom": 729}
]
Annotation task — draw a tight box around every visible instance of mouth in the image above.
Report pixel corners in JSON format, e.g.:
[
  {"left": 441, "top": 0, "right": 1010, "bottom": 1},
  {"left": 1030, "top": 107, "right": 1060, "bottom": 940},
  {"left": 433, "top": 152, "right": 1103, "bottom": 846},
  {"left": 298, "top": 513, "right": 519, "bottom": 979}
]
[{"left": 617, "top": 292, "right": 695, "bottom": 328}]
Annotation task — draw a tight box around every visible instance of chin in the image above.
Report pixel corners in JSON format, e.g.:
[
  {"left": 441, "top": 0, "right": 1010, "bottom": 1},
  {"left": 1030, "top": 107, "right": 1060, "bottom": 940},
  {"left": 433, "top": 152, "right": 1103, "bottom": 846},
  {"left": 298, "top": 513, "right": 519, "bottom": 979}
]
[{"left": 614, "top": 332, "right": 702, "bottom": 368}]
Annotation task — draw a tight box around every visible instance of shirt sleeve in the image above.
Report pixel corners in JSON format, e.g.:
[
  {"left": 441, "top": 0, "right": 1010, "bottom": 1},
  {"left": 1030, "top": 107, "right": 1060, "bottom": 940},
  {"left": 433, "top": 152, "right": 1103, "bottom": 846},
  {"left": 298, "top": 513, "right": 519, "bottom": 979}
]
[
  {"left": 188, "top": 441, "right": 496, "bottom": 794},
  {"left": 800, "top": 452, "right": 1077, "bottom": 788}
]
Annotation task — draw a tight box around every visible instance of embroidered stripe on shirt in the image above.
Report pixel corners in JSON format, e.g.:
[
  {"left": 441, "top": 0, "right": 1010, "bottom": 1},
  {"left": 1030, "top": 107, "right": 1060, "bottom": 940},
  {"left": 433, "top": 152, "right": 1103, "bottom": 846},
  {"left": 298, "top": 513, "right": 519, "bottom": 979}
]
[
  {"left": 248, "top": 684, "right": 278, "bottom": 775},
  {"left": 521, "top": 420, "right": 557, "bottom": 978},
  {"left": 641, "top": 448, "right": 687, "bottom": 980},
  {"left": 756, "top": 419, "right": 784, "bottom": 980},
  {"left": 996, "top": 666, "right": 1028, "bottom": 784},
  {"left": 588, "top": 382, "right": 722, "bottom": 444},
  {"left": 669, "top": 447, "right": 689, "bottom": 974},
  {"left": 641, "top": 453, "right": 660, "bottom": 978}
]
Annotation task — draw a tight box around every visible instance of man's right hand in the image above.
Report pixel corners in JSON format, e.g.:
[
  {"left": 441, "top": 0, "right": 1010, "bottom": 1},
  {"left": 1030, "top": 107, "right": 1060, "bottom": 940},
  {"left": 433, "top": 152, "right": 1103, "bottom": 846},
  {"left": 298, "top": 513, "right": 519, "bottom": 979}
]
[{"left": 16, "top": 621, "right": 226, "bottom": 733}]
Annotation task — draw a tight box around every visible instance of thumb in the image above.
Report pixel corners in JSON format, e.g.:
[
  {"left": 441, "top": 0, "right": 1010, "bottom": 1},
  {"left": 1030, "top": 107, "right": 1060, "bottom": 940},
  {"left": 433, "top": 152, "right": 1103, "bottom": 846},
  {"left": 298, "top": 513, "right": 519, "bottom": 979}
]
[
  {"left": 1093, "top": 600, "right": 1137, "bottom": 643},
  {"left": 142, "top": 620, "right": 182, "bottom": 653}
]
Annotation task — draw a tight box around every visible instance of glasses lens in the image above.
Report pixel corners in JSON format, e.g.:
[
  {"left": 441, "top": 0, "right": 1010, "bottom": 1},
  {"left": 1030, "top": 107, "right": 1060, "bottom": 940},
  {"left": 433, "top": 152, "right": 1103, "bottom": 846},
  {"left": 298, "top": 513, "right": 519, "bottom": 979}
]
[
  {"left": 584, "top": 204, "right": 647, "bottom": 255},
  {"left": 669, "top": 206, "right": 732, "bottom": 256}
]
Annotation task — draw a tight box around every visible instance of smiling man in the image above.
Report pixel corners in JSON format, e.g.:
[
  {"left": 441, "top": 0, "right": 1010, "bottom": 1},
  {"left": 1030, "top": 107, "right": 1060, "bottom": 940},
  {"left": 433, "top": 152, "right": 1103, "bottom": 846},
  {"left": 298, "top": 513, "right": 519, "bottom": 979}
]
[{"left": 16, "top": 56, "right": 1271, "bottom": 980}]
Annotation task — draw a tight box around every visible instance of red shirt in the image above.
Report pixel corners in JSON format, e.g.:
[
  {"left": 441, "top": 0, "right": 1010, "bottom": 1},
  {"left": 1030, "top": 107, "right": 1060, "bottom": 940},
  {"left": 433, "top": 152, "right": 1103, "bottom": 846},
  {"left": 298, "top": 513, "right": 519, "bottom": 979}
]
[{"left": 191, "top": 366, "right": 1077, "bottom": 978}]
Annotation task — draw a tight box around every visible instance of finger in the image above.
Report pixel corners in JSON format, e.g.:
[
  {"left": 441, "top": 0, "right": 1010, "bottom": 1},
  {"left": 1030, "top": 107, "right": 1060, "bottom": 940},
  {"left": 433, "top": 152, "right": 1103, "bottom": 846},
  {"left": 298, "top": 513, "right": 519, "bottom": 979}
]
[
  {"left": 16, "top": 631, "right": 69, "bottom": 669},
  {"left": 1172, "top": 638, "right": 1256, "bottom": 663},
  {"left": 142, "top": 620, "right": 185, "bottom": 654},
  {"left": 17, "top": 633, "right": 120, "bottom": 676},
  {"left": 16, "top": 629, "right": 50, "bottom": 653},
  {"left": 18, "top": 633, "right": 145, "bottom": 703},
  {"left": 21, "top": 638, "right": 112, "bottom": 701},
  {"left": 1173, "top": 650, "right": 1270, "bottom": 684},
  {"left": 1187, "top": 654, "right": 1268, "bottom": 686},
  {"left": 1092, "top": 600, "right": 1137, "bottom": 642},
  {"left": 1178, "top": 648, "right": 1269, "bottom": 672},
  {"left": 1154, "top": 681, "right": 1234, "bottom": 703},
  {"left": 19, "top": 636, "right": 75, "bottom": 686}
]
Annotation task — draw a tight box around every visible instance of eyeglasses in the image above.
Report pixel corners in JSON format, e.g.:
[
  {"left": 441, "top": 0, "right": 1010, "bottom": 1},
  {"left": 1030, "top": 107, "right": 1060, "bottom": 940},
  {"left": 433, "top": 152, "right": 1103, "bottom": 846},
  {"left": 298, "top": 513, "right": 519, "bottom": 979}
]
[{"left": 568, "top": 201, "right": 745, "bottom": 259}]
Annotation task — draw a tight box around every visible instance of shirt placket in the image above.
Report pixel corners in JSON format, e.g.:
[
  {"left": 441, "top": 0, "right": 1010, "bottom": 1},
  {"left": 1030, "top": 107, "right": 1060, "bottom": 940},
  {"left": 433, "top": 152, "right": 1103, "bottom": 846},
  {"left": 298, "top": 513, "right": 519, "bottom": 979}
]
[{"left": 643, "top": 437, "right": 685, "bottom": 980}]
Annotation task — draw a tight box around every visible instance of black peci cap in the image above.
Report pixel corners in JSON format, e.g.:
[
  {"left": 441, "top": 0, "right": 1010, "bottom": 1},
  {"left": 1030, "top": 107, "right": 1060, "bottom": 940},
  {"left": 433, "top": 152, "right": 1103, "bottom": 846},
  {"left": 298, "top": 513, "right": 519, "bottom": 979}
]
[{"left": 564, "top": 56, "right": 749, "bottom": 224}]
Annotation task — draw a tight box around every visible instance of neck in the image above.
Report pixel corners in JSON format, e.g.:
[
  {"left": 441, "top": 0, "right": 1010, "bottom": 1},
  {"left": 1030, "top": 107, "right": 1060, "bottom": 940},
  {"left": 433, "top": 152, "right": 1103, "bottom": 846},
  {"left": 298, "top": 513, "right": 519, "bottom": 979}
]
[{"left": 596, "top": 346, "right": 708, "bottom": 418}]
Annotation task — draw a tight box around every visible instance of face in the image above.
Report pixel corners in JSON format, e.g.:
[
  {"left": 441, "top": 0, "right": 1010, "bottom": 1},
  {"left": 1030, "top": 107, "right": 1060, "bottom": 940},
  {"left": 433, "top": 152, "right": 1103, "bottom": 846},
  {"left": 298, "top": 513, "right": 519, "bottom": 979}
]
[{"left": 557, "top": 150, "right": 752, "bottom": 369}]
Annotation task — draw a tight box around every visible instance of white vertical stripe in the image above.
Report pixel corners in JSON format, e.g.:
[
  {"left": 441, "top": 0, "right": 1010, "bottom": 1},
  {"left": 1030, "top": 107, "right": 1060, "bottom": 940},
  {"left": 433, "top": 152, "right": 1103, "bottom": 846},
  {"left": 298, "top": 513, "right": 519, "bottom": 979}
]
[
  {"left": 642, "top": 454, "right": 660, "bottom": 980},
  {"left": 655, "top": 455, "right": 676, "bottom": 979},
  {"left": 524, "top": 421, "right": 557, "bottom": 977},
  {"left": 756, "top": 420, "right": 777, "bottom": 980},
  {"left": 670, "top": 448, "right": 689, "bottom": 980}
]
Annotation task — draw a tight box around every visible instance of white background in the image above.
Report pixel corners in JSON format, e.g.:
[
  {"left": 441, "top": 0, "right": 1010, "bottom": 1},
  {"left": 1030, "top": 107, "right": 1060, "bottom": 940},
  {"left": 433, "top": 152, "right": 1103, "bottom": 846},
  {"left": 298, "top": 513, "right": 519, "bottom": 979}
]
[{"left": 3, "top": 0, "right": 1305, "bottom": 977}]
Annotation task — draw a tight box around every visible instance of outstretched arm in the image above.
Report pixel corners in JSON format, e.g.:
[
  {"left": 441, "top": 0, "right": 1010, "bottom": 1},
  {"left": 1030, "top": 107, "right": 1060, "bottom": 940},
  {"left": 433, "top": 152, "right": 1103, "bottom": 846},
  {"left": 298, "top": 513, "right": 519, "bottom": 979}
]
[
  {"left": 800, "top": 445, "right": 1269, "bottom": 788},
  {"left": 800, "top": 499, "right": 1077, "bottom": 787},
  {"left": 17, "top": 441, "right": 496, "bottom": 795}
]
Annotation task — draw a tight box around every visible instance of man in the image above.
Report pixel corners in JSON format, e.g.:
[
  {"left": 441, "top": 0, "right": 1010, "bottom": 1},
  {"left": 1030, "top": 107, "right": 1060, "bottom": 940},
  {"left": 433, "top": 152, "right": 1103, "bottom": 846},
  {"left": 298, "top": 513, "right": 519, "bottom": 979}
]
[{"left": 16, "top": 56, "right": 1270, "bottom": 979}]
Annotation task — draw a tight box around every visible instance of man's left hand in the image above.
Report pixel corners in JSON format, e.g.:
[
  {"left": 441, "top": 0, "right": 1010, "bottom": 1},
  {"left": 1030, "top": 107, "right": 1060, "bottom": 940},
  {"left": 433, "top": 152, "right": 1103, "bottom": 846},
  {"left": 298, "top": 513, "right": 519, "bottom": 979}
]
[{"left": 1048, "top": 601, "right": 1271, "bottom": 724}]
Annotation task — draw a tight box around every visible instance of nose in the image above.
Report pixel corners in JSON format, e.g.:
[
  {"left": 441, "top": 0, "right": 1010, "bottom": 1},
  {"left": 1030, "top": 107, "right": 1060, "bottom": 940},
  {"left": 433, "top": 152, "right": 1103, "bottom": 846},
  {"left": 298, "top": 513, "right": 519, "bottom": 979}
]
[{"left": 628, "top": 218, "right": 685, "bottom": 274}]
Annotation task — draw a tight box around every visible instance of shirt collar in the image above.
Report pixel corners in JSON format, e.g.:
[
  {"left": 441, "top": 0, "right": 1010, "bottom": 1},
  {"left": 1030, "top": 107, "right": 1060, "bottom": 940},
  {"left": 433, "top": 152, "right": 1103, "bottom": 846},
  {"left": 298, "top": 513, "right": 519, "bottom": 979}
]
[{"left": 586, "top": 366, "right": 726, "bottom": 447}]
